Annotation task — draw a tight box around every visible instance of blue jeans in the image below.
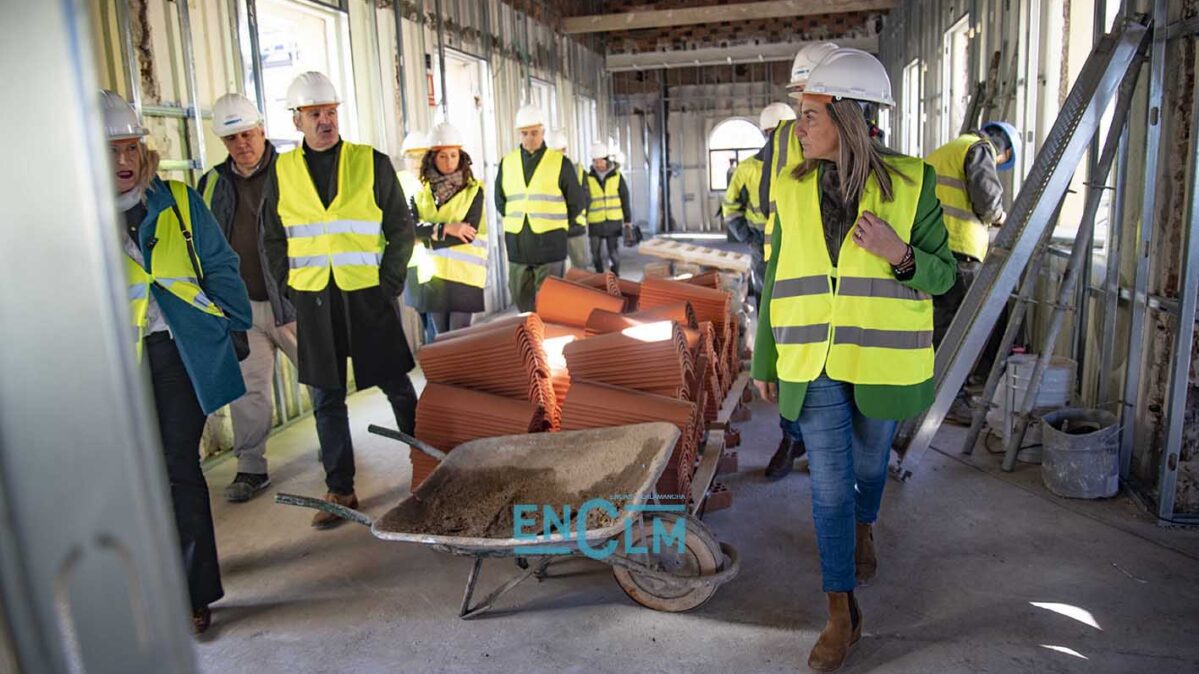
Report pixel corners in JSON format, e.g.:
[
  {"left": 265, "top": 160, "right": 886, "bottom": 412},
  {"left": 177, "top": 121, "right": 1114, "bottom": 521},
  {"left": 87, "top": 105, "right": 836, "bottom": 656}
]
[
  {"left": 780, "top": 414, "right": 804, "bottom": 444},
  {"left": 782, "top": 374, "right": 897, "bottom": 592}
]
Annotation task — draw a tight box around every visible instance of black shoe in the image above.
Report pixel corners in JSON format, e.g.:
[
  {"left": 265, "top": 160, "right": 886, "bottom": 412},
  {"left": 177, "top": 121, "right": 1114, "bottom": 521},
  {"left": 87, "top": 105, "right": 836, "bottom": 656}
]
[
  {"left": 224, "top": 472, "right": 271, "bottom": 503},
  {"left": 765, "top": 437, "right": 796, "bottom": 480}
]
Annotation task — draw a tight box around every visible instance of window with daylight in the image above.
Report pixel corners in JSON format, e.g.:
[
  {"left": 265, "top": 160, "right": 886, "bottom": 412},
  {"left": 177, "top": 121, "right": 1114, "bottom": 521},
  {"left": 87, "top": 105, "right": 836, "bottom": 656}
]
[
  {"left": 708, "top": 117, "right": 766, "bottom": 192},
  {"left": 902, "top": 59, "right": 923, "bottom": 156}
]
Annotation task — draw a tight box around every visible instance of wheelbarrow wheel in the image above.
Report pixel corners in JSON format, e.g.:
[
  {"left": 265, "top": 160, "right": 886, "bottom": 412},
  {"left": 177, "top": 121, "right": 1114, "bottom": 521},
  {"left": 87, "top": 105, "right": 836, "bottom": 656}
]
[{"left": 612, "top": 512, "right": 721, "bottom": 612}]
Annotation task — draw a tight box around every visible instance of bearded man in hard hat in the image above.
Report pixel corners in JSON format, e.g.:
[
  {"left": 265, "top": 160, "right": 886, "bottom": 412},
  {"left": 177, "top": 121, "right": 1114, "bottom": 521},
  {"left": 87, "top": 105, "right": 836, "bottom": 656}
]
[
  {"left": 752, "top": 42, "right": 838, "bottom": 483},
  {"left": 585, "top": 141, "right": 631, "bottom": 276},
  {"left": 494, "top": 105, "right": 588, "bottom": 310},
  {"left": 546, "top": 128, "right": 590, "bottom": 270},
  {"left": 261, "top": 71, "right": 418, "bottom": 528},
  {"left": 195, "top": 93, "right": 296, "bottom": 504},
  {"left": 724, "top": 102, "right": 796, "bottom": 302}
]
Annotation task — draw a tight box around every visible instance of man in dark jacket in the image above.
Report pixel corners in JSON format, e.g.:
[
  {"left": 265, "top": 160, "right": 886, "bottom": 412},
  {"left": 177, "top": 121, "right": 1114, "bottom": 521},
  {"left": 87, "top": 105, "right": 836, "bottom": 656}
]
[
  {"left": 494, "top": 105, "right": 588, "bottom": 311},
  {"left": 262, "top": 72, "right": 417, "bottom": 528},
  {"left": 198, "top": 93, "right": 297, "bottom": 504},
  {"left": 584, "top": 141, "right": 631, "bottom": 276}
]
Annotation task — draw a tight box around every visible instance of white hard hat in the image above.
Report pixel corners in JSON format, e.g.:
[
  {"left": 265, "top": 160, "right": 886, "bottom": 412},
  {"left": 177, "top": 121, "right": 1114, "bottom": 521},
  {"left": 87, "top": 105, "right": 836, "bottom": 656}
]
[
  {"left": 401, "top": 131, "right": 429, "bottom": 155},
  {"left": 100, "top": 90, "right": 146, "bottom": 141},
  {"left": 514, "top": 104, "right": 546, "bottom": 130},
  {"left": 285, "top": 71, "right": 339, "bottom": 110},
  {"left": 212, "top": 93, "right": 262, "bottom": 137},
  {"left": 546, "top": 128, "right": 569, "bottom": 151},
  {"left": 759, "top": 102, "right": 797, "bottom": 132},
  {"left": 804, "top": 48, "right": 895, "bottom": 107},
  {"left": 428, "top": 122, "right": 464, "bottom": 149},
  {"left": 787, "top": 41, "right": 840, "bottom": 97},
  {"left": 589, "top": 141, "right": 611, "bottom": 160}
]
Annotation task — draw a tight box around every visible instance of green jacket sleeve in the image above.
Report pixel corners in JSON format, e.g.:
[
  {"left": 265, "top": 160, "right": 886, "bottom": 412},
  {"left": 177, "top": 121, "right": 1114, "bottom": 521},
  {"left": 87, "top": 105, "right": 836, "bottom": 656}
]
[
  {"left": 751, "top": 215, "right": 781, "bottom": 382},
  {"left": 904, "top": 164, "right": 957, "bottom": 297}
]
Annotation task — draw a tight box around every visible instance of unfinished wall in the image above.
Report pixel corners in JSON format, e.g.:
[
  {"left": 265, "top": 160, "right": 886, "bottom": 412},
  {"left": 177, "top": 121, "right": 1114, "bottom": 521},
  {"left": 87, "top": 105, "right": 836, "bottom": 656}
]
[
  {"left": 1133, "top": 0, "right": 1199, "bottom": 513},
  {"left": 611, "top": 8, "right": 880, "bottom": 233}
]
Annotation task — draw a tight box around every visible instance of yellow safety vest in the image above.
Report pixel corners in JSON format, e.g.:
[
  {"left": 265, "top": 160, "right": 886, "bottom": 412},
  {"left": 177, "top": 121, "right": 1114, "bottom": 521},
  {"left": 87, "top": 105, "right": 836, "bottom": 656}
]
[
  {"left": 410, "top": 180, "right": 488, "bottom": 288},
  {"left": 125, "top": 181, "right": 226, "bottom": 354},
  {"left": 765, "top": 120, "right": 806, "bottom": 262},
  {"left": 500, "top": 148, "right": 568, "bottom": 234},
  {"left": 926, "top": 134, "right": 991, "bottom": 261},
  {"left": 275, "top": 142, "right": 385, "bottom": 292},
  {"left": 770, "top": 154, "right": 932, "bottom": 386},
  {"left": 723, "top": 156, "right": 767, "bottom": 230},
  {"left": 586, "top": 170, "right": 624, "bottom": 224}
]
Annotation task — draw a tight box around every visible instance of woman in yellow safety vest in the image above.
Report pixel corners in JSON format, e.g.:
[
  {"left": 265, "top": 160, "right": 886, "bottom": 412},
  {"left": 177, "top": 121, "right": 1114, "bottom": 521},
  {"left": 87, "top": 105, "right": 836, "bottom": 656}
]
[
  {"left": 406, "top": 122, "right": 487, "bottom": 336},
  {"left": 750, "top": 51, "right": 956, "bottom": 672},
  {"left": 103, "top": 91, "right": 252, "bottom": 635}
]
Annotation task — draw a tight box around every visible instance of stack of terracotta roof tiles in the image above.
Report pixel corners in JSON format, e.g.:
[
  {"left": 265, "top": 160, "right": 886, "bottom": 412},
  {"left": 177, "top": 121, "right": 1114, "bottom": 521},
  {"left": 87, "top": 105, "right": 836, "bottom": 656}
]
[
  {"left": 638, "top": 278, "right": 740, "bottom": 419},
  {"left": 563, "top": 320, "right": 694, "bottom": 400},
  {"left": 564, "top": 268, "right": 641, "bottom": 311},
  {"left": 411, "top": 314, "right": 560, "bottom": 488},
  {"left": 559, "top": 381, "right": 701, "bottom": 504},
  {"left": 410, "top": 383, "right": 542, "bottom": 487}
]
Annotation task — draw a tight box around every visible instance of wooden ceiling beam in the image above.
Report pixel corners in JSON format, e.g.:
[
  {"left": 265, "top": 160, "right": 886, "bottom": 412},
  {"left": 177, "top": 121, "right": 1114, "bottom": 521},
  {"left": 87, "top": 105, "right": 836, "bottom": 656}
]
[{"left": 563, "top": 0, "right": 897, "bottom": 35}]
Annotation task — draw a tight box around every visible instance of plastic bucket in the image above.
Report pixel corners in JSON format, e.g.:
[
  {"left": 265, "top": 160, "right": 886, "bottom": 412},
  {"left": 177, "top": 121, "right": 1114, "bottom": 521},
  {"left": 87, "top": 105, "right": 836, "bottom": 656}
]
[
  {"left": 985, "top": 355, "right": 1076, "bottom": 461},
  {"left": 1040, "top": 408, "right": 1119, "bottom": 499}
]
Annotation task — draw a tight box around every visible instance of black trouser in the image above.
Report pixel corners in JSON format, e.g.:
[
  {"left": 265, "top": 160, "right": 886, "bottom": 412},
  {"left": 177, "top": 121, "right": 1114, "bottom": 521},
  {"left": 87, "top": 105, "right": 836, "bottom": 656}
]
[
  {"left": 429, "top": 311, "right": 472, "bottom": 335},
  {"left": 747, "top": 227, "right": 766, "bottom": 301},
  {"left": 312, "top": 376, "right": 417, "bottom": 495},
  {"left": 590, "top": 234, "right": 621, "bottom": 276},
  {"left": 146, "top": 332, "right": 223, "bottom": 611},
  {"left": 933, "top": 254, "right": 1008, "bottom": 380}
]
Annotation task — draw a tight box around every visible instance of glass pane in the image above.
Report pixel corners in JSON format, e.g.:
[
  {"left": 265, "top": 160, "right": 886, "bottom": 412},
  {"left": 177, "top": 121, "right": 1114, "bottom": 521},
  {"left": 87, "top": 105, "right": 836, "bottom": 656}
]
[{"left": 709, "top": 118, "right": 765, "bottom": 150}]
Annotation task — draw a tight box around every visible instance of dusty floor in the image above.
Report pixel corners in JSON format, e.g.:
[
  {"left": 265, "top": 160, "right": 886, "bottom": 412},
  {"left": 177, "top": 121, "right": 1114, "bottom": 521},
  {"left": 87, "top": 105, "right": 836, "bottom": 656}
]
[{"left": 195, "top": 244, "right": 1199, "bottom": 673}]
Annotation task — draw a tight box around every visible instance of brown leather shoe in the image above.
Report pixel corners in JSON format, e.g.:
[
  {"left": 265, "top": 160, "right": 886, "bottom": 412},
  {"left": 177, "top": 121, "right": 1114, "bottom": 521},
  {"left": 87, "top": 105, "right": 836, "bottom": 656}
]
[
  {"left": 765, "top": 437, "right": 795, "bottom": 479},
  {"left": 311, "top": 491, "right": 360, "bottom": 529},
  {"left": 192, "top": 606, "right": 212, "bottom": 635},
  {"left": 807, "top": 592, "right": 862, "bottom": 672},
  {"left": 855, "top": 522, "right": 877, "bottom": 585}
]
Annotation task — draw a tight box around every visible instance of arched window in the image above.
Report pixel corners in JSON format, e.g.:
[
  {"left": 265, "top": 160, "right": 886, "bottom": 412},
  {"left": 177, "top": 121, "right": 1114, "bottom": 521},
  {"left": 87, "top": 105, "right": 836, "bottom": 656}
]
[{"left": 708, "top": 118, "right": 766, "bottom": 191}]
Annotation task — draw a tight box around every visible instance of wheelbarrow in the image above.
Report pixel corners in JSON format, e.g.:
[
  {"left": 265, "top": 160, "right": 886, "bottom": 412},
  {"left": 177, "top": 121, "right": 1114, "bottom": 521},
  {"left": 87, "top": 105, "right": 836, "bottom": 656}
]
[{"left": 276, "top": 422, "right": 739, "bottom": 618}]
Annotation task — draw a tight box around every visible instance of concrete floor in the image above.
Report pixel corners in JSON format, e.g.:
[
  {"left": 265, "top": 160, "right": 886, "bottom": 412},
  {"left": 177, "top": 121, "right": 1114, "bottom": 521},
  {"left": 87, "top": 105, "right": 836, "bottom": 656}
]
[
  {"left": 194, "top": 243, "right": 1199, "bottom": 672},
  {"left": 194, "top": 387, "right": 1199, "bottom": 673}
]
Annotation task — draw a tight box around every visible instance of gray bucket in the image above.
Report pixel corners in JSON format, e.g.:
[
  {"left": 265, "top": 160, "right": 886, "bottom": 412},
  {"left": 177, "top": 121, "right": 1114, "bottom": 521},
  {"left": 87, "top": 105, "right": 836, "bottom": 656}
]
[{"left": 1040, "top": 408, "right": 1119, "bottom": 499}]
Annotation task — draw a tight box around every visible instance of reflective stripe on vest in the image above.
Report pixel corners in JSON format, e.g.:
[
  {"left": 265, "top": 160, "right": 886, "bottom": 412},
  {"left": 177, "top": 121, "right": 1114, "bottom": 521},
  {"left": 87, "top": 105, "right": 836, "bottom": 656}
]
[
  {"left": 275, "top": 141, "right": 384, "bottom": 292},
  {"left": 926, "top": 134, "right": 991, "bottom": 261},
  {"left": 586, "top": 170, "right": 624, "bottom": 224},
  {"left": 769, "top": 155, "right": 932, "bottom": 386},
  {"left": 411, "top": 180, "right": 489, "bottom": 288},
  {"left": 500, "top": 148, "right": 569, "bottom": 234},
  {"left": 125, "top": 180, "right": 226, "bottom": 354}
]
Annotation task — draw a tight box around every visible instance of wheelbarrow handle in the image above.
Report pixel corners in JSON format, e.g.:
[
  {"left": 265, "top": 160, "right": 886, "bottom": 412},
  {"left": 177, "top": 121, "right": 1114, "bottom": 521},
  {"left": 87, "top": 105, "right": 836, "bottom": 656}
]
[
  {"left": 367, "top": 424, "right": 448, "bottom": 462},
  {"left": 275, "top": 493, "right": 373, "bottom": 527}
]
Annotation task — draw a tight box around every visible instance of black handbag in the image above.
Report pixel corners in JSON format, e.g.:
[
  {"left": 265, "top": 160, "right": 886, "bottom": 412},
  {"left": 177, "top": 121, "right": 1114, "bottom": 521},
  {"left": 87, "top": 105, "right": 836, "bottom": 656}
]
[{"left": 170, "top": 201, "right": 251, "bottom": 362}]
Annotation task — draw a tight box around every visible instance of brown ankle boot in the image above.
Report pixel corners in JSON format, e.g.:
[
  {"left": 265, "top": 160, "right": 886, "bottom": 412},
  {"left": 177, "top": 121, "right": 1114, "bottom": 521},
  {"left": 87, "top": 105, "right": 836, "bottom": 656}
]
[
  {"left": 807, "top": 592, "right": 862, "bottom": 672},
  {"left": 311, "top": 491, "right": 359, "bottom": 529},
  {"left": 855, "top": 522, "right": 877, "bottom": 585}
]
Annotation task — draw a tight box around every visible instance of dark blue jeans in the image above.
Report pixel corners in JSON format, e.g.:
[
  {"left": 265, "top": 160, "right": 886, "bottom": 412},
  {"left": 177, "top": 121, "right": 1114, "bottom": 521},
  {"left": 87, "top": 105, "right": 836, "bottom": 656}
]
[
  {"left": 313, "top": 375, "right": 417, "bottom": 495},
  {"left": 781, "top": 373, "right": 897, "bottom": 592}
]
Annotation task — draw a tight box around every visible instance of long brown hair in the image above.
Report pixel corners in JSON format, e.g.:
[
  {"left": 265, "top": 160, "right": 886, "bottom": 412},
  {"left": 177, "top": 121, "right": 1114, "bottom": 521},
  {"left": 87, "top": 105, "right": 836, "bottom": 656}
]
[
  {"left": 136, "top": 143, "right": 161, "bottom": 195},
  {"left": 420, "top": 148, "right": 474, "bottom": 184},
  {"left": 794, "top": 98, "right": 907, "bottom": 204}
]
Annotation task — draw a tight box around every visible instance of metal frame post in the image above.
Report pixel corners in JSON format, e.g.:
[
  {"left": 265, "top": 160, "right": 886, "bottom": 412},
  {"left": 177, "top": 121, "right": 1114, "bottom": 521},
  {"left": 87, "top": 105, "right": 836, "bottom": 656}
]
[
  {"left": 1155, "top": 54, "right": 1199, "bottom": 521},
  {"left": 434, "top": 0, "right": 449, "bottom": 119},
  {"left": 1119, "top": 0, "right": 1167, "bottom": 478}
]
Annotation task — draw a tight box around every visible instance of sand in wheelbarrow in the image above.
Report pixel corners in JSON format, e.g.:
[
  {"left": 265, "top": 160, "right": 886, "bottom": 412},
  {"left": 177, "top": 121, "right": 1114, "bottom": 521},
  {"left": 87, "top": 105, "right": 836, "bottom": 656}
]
[{"left": 377, "top": 437, "right": 662, "bottom": 539}]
